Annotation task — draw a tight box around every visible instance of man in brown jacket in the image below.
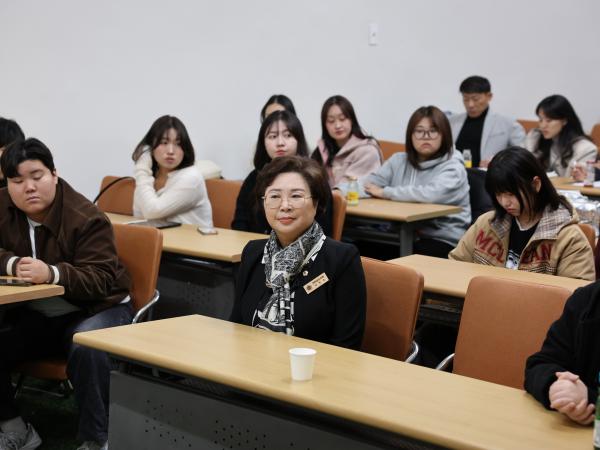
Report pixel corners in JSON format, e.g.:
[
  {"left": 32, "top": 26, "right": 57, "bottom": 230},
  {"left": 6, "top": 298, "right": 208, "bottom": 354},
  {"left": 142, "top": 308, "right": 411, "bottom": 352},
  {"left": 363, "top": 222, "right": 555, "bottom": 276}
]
[{"left": 0, "top": 138, "right": 131, "bottom": 450}]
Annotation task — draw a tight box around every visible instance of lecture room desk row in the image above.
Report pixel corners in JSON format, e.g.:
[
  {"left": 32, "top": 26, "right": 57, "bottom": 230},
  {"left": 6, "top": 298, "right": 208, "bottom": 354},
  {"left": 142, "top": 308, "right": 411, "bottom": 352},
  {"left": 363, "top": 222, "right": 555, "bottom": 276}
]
[
  {"left": 552, "top": 176, "right": 600, "bottom": 199},
  {"left": 74, "top": 314, "right": 592, "bottom": 449},
  {"left": 0, "top": 280, "right": 592, "bottom": 448},
  {"left": 107, "top": 212, "right": 592, "bottom": 325}
]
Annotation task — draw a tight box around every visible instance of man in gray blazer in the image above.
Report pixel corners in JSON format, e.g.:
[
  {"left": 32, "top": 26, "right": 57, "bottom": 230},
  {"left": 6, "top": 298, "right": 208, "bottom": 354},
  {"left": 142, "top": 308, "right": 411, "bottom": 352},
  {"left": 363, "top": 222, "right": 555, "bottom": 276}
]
[{"left": 449, "top": 76, "right": 525, "bottom": 167}]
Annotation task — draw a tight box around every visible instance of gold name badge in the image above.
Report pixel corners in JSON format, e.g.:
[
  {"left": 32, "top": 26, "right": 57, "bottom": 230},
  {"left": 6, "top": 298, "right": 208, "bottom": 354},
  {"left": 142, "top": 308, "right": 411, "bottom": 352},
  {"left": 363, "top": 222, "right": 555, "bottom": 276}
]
[{"left": 303, "top": 273, "right": 329, "bottom": 294}]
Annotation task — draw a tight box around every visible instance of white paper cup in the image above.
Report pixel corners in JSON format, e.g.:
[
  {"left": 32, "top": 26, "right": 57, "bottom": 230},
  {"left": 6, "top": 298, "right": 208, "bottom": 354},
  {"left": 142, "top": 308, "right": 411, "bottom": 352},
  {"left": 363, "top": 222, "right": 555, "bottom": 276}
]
[{"left": 289, "top": 347, "right": 317, "bottom": 381}]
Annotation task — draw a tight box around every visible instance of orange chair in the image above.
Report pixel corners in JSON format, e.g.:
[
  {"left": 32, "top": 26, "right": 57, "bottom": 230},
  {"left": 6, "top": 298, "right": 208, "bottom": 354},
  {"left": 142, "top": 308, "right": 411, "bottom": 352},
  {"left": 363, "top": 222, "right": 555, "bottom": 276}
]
[
  {"left": 330, "top": 190, "right": 347, "bottom": 241},
  {"left": 360, "top": 257, "right": 423, "bottom": 362},
  {"left": 517, "top": 119, "right": 538, "bottom": 133},
  {"left": 96, "top": 175, "right": 135, "bottom": 215},
  {"left": 15, "top": 224, "right": 163, "bottom": 393},
  {"left": 591, "top": 123, "right": 600, "bottom": 148},
  {"left": 205, "top": 178, "right": 243, "bottom": 229},
  {"left": 578, "top": 223, "right": 596, "bottom": 250},
  {"left": 436, "top": 276, "right": 570, "bottom": 389},
  {"left": 379, "top": 140, "right": 405, "bottom": 161}
]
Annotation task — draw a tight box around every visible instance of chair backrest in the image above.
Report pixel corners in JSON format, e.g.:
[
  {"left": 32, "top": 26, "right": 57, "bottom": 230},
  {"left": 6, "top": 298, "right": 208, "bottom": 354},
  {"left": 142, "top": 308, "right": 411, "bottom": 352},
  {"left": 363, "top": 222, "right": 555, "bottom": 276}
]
[
  {"left": 97, "top": 176, "right": 135, "bottom": 215},
  {"left": 331, "top": 190, "right": 347, "bottom": 241},
  {"left": 453, "top": 276, "right": 570, "bottom": 389},
  {"left": 112, "top": 223, "right": 163, "bottom": 313},
  {"left": 466, "top": 168, "right": 493, "bottom": 223},
  {"left": 590, "top": 123, "right": 600, "bottom": 148},
  {"left": 360, "top": 257, "right": 423, "bottom": 361},
  {"left": 578, "top": 223, "right": 596, "bottom": 250},
  {"left": 517, "top": 119, "right": 538, "bottom": 133},
  {"left": 379, "top": 140, "right": 406, "bottom": 161},
  {"left": 205, "top": 178, "right": 243, "bottom": 229}
]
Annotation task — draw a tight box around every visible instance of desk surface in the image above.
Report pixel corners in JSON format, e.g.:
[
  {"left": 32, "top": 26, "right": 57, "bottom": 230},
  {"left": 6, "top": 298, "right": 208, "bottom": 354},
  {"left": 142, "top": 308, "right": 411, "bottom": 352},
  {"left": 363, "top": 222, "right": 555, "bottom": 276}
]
[
  {"left": 345, "top": 198, "right": 461, "bottom": 222},
  {"left": 389, "top": 254, "right": 591, "bottom": 298},
  {"left": 552, "top": 176, "right": 600, "bottom": 198},
  {"left": 0, "top": 278, "right": 65, "bottom": 306},
  {"left": 106, "top": 213, "right": 266, "bottom": 263},
  {"left": 74, "top": 315, "right": 590, "bottom": 449}
]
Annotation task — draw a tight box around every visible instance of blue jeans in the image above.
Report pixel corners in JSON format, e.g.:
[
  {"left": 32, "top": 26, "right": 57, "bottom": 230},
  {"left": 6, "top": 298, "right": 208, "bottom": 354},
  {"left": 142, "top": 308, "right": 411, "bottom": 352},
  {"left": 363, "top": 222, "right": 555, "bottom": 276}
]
[{"left": 0, "top": 303, "right": 133, "bottom": 443}]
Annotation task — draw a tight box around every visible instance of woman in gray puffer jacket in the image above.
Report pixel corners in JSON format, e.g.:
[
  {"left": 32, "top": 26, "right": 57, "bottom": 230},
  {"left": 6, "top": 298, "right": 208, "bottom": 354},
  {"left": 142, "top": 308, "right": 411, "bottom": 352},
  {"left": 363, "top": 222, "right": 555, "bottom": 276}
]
[{"left": 360, "top": 105, "right": 471, "bottom": 258}]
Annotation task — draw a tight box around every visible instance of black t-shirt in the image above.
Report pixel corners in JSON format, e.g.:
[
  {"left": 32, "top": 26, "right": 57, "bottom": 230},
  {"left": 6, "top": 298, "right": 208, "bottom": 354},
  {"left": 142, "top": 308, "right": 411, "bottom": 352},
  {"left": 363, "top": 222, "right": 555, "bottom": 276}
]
[
  {"left": 506, "top": 218, "right": 538, "bottom": 269},
  {"left": 455, "top": 108, "right": 489, "bottom": 167}
]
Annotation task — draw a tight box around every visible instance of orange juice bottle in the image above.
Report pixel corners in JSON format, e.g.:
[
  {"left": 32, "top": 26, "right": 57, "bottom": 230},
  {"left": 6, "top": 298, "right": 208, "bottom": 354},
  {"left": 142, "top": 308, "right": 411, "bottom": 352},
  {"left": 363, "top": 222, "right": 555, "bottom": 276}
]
[{"left": 347, "top": 177, "right": 359, "bottom": 206}]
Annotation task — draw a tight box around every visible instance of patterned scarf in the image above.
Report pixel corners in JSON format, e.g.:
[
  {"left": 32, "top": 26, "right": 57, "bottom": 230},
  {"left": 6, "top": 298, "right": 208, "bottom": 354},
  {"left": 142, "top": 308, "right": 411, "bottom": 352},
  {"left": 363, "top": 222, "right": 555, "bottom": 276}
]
[{"left": 253, "top": 221, "right": 326, "bottom": 335}]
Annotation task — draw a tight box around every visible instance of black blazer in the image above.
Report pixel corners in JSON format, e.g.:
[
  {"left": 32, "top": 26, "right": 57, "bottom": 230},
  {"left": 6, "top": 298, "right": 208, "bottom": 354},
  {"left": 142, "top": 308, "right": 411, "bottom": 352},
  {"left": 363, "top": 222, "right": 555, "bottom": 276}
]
[
  {"left": 232, "top": 237, "right": 366, "bottom": 349},
  {"left": 231, "top": 169, "right": 333, "bottom": 236},
  {"left": 525, "top": 281, "right": 600, "bottom": 407}
]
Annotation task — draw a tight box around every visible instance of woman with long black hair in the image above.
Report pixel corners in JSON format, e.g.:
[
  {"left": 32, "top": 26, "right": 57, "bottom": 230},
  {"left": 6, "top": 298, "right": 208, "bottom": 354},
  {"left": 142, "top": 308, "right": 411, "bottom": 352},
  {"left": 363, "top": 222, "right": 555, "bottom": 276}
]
[
  {"left": 526, "top": 95, "right": 597, "bottom": 177},
  {"left": 450, "top": 146, "right": 594, "bottom": 280},
  {"left": 312, "top": 95, "right": 382, "bottom": 186}
]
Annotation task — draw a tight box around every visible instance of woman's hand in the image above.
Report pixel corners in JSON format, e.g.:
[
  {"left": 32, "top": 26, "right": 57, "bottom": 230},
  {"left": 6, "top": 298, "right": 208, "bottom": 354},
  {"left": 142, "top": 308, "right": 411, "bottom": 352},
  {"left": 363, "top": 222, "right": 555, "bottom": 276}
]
[
  {"left": 134, "top": 149, "right": 154, "bottom": 178},
  {"left": 549, "top": 371, "right": 595, "bottom": 424},
  {"left": 570, "top": 164, "right": 587, "bottom": 182},
  {"left": 364, "top": 183, "right": 384, "bottom": 198}
]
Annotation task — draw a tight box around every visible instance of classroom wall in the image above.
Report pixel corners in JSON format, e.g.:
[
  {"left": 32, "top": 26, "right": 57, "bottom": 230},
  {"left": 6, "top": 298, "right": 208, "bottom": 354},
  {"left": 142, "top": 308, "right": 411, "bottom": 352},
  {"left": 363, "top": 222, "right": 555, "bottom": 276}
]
[{"left": 1, "top": 0, "right": 599, "bottom": 199}]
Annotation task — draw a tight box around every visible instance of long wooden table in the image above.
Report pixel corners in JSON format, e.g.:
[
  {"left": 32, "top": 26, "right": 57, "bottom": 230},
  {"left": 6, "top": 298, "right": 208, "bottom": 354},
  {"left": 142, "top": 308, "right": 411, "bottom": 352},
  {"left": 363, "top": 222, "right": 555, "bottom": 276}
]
[
  {"left": 0, "top": 278, "right": 64, "bottom": 324},
  {"left": 388, "top": 255, "right": 591, "bottom": 324},
  {"left": 107, "top": 213, "right": 266, "bottom": 263},
  {"left": 74, "top": 315, "right": 591, "bottom": 449},
  {"left": 0, "top": 278, "right": 64, "bottom": 306},
  {"left": 107, "top": 213, "right": 266, "bottom": 320},
  {"left": 552, "top": 176, "right": 600, "bottom": 199},
  {"left": 343, "top": 198, "right": 462, "bottom": 257}
]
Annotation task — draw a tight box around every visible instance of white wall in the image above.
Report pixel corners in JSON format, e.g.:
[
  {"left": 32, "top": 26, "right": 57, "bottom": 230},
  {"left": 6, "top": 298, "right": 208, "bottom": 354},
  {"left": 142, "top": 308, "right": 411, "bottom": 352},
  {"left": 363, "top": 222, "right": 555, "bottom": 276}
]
[{"left": 1, "top": 0, "right": 599, "bottom": 199}]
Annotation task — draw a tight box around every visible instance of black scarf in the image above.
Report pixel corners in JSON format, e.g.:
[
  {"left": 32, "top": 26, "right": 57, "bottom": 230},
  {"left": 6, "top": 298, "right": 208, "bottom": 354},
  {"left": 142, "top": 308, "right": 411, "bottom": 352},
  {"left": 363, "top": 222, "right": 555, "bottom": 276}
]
[{"left": 253, "top": 221, "right": 325, "bottom": 335}]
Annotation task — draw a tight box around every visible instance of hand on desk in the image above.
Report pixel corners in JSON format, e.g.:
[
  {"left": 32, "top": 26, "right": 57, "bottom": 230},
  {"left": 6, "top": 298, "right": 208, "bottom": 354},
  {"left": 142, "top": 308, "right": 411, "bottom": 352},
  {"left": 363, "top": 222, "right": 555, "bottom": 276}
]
[
  {"left": 571, "top": 162, "right": 600, "bottom": 182},
  {"left": 571, "top": 165, "right": 587, "bottom": 182},
  {"left": 549, "top": 371, "right": 595, "bottom": 424},
  {"left": 16, "top": 257, "right": 51, "bottom": 284},
  {"left": 364, "top": 183, "right": 384, "bottom": 199}
]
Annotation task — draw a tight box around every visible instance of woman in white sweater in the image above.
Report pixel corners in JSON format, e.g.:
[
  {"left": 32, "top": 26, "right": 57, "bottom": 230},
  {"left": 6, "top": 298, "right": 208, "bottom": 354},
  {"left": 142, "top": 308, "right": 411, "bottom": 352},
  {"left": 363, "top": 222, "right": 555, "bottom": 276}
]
[
  {"left": 525, "top": 95, "right": 597, "bottom": 178},
  {"left": 132, "top": 115, "right": 213, "bottom": 226}
]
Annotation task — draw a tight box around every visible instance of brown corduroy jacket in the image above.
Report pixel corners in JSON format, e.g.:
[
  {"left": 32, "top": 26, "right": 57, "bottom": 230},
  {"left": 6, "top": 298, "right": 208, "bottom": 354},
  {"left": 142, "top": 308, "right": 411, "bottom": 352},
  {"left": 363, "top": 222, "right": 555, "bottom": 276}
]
[{"left": 0, "top": 178, "right": 130, "bottom": 314}]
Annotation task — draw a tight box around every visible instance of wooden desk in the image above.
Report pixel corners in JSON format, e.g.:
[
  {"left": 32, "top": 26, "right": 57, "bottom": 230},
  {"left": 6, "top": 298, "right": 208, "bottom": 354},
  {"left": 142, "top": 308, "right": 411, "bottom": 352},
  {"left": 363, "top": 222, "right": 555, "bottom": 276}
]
[
  {"left": 0, "top": 278, "right": 64, "bottom": 306},
  {"left": 343, "top": 199, "right": 462, "bottom": 256},
  {"left": 107, "top": 213, "right": 266, "bottom": 320},
  {"left": 75, "top": 315, "right": 590, "bottom": 449},
  {"left": 552, "top": 176, "right": 600, "bottom": 199},
  {"left": 0, "top": 278, "right": 64, "bottom": 324},
  {"left": 388, "top": 255, "right": 591, "bottom": 324},
  {"left": 106, "top": 213, "right": 266, "bottom": 263}
]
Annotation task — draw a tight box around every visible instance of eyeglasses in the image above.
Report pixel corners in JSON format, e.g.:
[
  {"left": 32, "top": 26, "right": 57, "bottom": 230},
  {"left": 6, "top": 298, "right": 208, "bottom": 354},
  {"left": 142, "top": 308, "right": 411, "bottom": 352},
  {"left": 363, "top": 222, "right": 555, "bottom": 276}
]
[
  {"left": 262, "top": 192, "right": 312, "bottom": 209},
  {"left": 413, "top": 128, "right": 439, "bottom": 139}
]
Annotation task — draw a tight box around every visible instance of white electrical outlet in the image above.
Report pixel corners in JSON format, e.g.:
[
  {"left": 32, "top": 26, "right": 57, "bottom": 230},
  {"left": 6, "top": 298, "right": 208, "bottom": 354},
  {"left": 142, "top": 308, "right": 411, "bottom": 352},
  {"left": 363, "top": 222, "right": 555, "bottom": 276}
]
[{"left": 368, "top": 23, "right": 379, "bottom": 46}]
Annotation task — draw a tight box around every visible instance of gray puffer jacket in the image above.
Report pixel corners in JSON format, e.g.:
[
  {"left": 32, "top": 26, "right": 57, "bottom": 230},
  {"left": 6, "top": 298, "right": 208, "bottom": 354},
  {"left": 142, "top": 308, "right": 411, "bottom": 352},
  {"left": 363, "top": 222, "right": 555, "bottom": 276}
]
[{"left": 359, "top": 149, "right": 471, "bottom": 247}]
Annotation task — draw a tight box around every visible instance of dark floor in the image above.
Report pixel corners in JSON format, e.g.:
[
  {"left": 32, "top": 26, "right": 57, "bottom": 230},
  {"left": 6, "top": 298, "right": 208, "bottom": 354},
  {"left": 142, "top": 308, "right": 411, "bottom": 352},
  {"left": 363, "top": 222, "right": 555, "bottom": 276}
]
[{"left": 13, "top": 378, "right": 79, "bottom": 450}]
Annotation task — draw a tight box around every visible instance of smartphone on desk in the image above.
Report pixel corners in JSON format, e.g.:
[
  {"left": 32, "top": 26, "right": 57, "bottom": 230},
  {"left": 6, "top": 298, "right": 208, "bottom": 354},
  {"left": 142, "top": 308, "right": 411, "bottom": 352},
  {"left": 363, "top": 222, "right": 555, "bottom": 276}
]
[
  {"left": 0, "top": 278, "right": 32, "bottom": 287},
  {"left": 197, "top": 226, "right": 218, "bottom": 235},
  {"left": 126, "top": 219, "right": 181, "bottom": 230}
]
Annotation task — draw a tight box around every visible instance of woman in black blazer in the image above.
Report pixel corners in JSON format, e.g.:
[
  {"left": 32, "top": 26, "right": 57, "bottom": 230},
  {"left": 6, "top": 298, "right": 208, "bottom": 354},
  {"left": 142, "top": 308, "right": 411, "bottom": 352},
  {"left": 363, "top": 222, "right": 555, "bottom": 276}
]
[{"left": 231, "top": 156, "right": 366, "bottom": 349}]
